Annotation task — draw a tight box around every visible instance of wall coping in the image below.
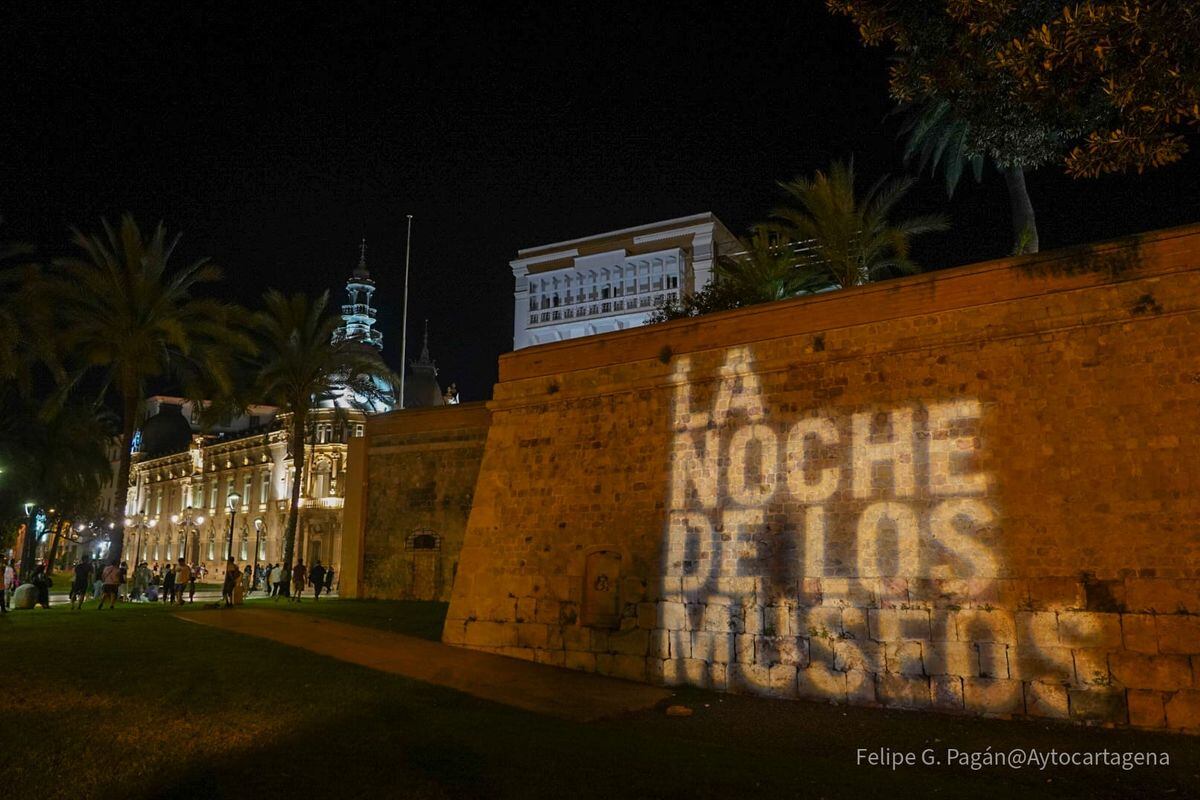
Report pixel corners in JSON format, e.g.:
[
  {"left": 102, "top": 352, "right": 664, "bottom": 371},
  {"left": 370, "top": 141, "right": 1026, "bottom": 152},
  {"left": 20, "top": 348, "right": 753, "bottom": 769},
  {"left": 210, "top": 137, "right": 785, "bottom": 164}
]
[
  {"left": 366, "top": 401, "right": 491, "bottom": 437},
  {"left": 498, "top": 222, "right": 1200, "bottom": 383}
]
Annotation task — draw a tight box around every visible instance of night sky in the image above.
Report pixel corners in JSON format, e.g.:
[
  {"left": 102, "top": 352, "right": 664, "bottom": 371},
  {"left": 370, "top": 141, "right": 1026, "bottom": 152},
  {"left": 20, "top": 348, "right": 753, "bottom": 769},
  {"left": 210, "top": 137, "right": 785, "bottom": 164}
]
[{"left": 4, "top": 2, "right": 1199, "bottom": 400}]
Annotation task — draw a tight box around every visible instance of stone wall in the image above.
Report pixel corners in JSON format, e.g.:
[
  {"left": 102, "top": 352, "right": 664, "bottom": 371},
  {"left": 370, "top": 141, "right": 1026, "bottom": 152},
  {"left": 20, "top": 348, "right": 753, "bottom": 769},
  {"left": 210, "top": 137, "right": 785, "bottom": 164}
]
[
  {"left": 444, "top": 224, "right": 1200, "bottom": 733},
  {"left": 346, "top": 402, "right": 490, "bottom": 601}
]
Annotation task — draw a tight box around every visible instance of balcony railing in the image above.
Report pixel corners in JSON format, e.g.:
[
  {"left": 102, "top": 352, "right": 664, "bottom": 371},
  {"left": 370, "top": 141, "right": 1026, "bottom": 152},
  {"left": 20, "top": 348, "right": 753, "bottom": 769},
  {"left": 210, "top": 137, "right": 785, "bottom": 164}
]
[
  {"left": 341, "top": 304, "right": 377, "bottom": 317},
  {"left": 527, "top": 290, "right": 678, "bottom": 328}
]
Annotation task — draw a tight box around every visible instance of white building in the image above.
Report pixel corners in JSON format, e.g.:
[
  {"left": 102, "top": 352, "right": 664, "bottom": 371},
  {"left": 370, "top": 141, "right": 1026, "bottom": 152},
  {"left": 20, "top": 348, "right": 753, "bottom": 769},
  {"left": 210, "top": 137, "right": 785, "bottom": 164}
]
[{"left": 510, "top": 212, "right": 740, "bottom": 350}]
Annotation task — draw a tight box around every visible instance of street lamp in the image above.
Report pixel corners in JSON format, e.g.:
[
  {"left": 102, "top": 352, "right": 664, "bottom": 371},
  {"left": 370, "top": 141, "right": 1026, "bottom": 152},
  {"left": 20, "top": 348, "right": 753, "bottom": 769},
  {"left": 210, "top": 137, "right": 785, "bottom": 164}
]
[
  {"left": 225, "top": 491, "right": 241, "bottom": 561},
  {"left": 125, "top": 510, "right": 154, "bottom": 564},
  {"left": 253, "top": 517, "right": 264, "bottom": 589},
  {"left": 173, "top": 505, "right": 206, "bottom": 565}
]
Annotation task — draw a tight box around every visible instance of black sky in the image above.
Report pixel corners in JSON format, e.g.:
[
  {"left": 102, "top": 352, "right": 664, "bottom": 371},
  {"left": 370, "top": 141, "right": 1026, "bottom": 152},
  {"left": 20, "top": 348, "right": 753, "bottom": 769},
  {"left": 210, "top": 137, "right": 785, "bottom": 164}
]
[{"left": 3, "top": 1, "right": 1199, "bottom": 399}]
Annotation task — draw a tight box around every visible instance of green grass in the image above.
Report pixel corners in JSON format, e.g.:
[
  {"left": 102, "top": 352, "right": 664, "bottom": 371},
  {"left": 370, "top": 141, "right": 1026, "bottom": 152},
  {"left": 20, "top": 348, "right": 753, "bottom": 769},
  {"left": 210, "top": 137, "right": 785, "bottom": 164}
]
[
  {"left": 3, "top": 601, "right": 1197, "bottom": 800},
  {"left": 239, "top": 596, "right": 449, "bottom": 640}
]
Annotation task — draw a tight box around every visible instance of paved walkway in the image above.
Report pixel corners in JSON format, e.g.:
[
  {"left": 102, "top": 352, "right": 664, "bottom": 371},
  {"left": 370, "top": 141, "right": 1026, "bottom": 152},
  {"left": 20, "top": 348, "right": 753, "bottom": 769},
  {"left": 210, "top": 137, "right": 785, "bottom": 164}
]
[{"left": 176, "top": 608, "right": 671, "bottom": 722}]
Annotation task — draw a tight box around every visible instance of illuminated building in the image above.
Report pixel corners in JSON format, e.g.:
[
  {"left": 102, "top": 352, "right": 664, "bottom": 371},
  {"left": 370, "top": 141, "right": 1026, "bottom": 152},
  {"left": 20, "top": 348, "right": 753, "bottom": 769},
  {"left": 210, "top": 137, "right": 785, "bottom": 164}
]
[{"left": 510, "top": 212, "right": 740, "bottom": 350}]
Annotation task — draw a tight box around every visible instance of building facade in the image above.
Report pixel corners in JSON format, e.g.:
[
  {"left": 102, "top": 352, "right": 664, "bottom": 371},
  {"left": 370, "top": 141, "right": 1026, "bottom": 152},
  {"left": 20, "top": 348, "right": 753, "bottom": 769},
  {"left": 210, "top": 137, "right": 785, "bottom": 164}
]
[
  {"left": 120, "top": 245, "right": 402, "bottom": 580},
  {"left": 510, "top": 212, "right": 739, "bottom": 350}
]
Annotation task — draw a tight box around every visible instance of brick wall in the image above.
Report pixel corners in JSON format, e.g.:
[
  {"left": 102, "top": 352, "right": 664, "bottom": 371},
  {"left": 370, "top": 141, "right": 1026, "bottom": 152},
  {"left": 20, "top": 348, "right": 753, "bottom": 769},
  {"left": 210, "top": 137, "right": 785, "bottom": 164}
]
[
  {"left": 444, "top": 224, "right": 1200, "bottom": 732},
  {"left": 353, "top": 402, "right": 490, "bottom": 601}
]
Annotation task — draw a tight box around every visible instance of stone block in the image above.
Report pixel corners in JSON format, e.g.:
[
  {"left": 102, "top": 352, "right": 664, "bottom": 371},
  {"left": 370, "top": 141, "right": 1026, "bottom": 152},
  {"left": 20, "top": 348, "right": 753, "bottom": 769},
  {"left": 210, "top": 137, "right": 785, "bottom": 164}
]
[
  {"left": 952, "top": 609, "right": 1016, "bottom": 644},
  {"left": 963, "top": 678, "right": 1024, "bottom": 716},
  {"left": 564, "top": 650, "right": 596, "bottom": 672},
  {"left": 875, "top": 578, "right": 909, "bottom": 608},
  {"left": 929, "top": 610, "right": 957, "bottom": 642},
  {"left": 1156, "top": 615, "right": 1200, "bottom": 655},
  {"left": 702, "top": 603, "right": 743, "bottom": 633},
  {"left": 931, "top": 676, "right": 964, "bottom": 711},
  {"left": 1009, "top": 646, "right": 1073, "bottom": 683},
  {"left": 1126, "top": 689, "right": 1166, "bottom": 728},
  {"left": 1015, "top": 611, "right": 1058, "bottom": 647},
  {"left": 840, "top": 607, "right": 870, "bottom": 642},
  {"left": 807, "top": 636, "right": 836, "bottom": 668},
  {"left": 924, "top": 641, "right": 977, "bottom": 677},
  {"left": 1026, "top": 577, "right": 1086, "bottom": 611},
  {"left": 868, "top": 608, "right": 931, "bottom": 642},
  {"left": 658, "top": 601, "right": 687, "bottom": 631},
  {"left": 1068, "top": 688, "right": 1127, "bottom": 724},
  {"left": 727, "top": 662, "right": 771, "bottom": 695},
  {"left": 976, "top": 644, "right": 1009, "bottom": 679},
  {"left": 1072, "top": 649, "right": 1113, "bottom": 687},
  {"left": 1164, "top": 689, "right": 1200, "bottom": 731},
  {"left": 636, "top": 602, "right": 657, "bottom": 630},
  {"left": 883, "top": 641, "right": 925, "bottom": 676},
  {"left": 609, "top": 654, "right": 647, "bottom": 682},
  {"left": 877, "top": 673, "right": 930, "bottom": 708},
  {"left": 1024, "top": 682, "right": 1069, "bottom": 719},
  {"left": 533, "top": 598, "right": 560, "bottom": 625},
  {"left": 1058, "top": 611, "right": 1123, "bottom": 649},
  {"left": 515, "top": 596, "right": 536, "bottom": 623},
  {"left": 834, "top": 640, "right": 883, "bottom": 673},
  {"left": 818, "top": 577, "right": 875, "bottom": 608},
  {"left": 845, "top": 668, "right": 878, "bottom": 705},
  {"left": 768, "top": 664, "right": 799, "bottom": 698},
  {"left": 796, "top": 663, "right": 847, "bottom": 703},
  {"left": 1121, "top": 614, "right": 1158, "bottom": 653},
  {"left": 462, "top": 620, "right": 518, "bottom": 648},
  {"left": 562, "top": 625, "right": 590, "bottom": 651},
  {"left": 691, "top": 631, "right": 734, "bottom": 663},
  {"left": 497, "top": 646, "right": 536, "bottom": 662},
  {"left": 1108, "top": 652, "right": 1193, "bottom": 691},
  {"left": 793, "top": 606, "right": 843, "bottom": 640},
  {"left": 757, "top": 635, "right": 808, "bottom": 667},
  {"left": 515, "top": 623, "right": 549, "bottom": 649},
  {"left": 742, "top": 604, "right": 764, "bottom": 636},
  {"left": 1125, "top": 579, "right": 1200, "bottom": 615},
  {"left": 534, "top": 649, "right": 566, "bottom": 667},
  {"left": 760, "top": 604, "right": 791, "bottom": 637},
  {"left": 648, "top": 629, "right": 672, "bottom": 659}
]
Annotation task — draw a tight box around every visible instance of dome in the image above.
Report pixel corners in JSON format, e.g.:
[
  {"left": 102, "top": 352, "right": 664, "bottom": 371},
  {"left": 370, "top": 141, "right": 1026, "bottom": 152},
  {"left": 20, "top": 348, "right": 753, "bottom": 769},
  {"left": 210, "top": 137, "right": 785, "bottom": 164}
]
[
  {"left": 403, "top": 369, "right": 444, "bottom": 409},
  {"left": 138, "top": 402, "right": 194, "bottom": 456}
]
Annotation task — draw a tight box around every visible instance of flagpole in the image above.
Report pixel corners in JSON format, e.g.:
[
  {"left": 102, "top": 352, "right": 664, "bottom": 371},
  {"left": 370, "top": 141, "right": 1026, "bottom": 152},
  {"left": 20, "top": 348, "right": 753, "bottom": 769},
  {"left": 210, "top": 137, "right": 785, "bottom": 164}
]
[{"left": 399, "top": 214, "right": 413, "bottom": 410}]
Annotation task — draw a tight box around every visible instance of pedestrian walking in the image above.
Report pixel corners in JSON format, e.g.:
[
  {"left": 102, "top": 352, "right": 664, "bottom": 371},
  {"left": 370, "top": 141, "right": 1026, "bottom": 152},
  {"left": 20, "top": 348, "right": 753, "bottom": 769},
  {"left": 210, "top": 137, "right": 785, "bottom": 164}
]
[
  {"left": 133, "top": 562, "right": 150, "bottom": 601},
  {"left": 270, "top": 563, "right": 283, "bottom": 601},
  {"left": 3, "top": 557, "right": 16, "bottom": 608},
  {"left": 310, "top": 560, "right": 326, "bottom": 601},
  {"left": 222, "top": 558, "right": 239, "bottom": 607},
  {"left": 162, "top": 566, "right": 176, "bottom": 604},
  {"left": 97, "top": 561, "right": 120, "bottom": 609},
  {"left": 174, "top": 558, "right": 191, "bottom": 605},
  {"left": 70, "top": 555, "right": 94, "bottom": 610},
  {"left": 324, "top": 565, "right": 334, "bottom": 595},
  {"left": 188, "top": 565, "right": 198, "bottom": 603},
  {"left": 118, "top": 561, "right": 129, "bottom": 602},
  {"left": 290, "top": 560, "right": 306, "bottom": 603}
]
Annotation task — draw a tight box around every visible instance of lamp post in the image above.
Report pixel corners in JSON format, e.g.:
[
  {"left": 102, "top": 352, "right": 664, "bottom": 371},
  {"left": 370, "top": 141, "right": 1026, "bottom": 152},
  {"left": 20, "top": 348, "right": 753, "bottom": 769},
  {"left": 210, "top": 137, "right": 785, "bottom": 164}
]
[
  {"left": 124, "top": 510, "right": 154, "bottom": 564},
  {"left": 171, "top": 505, "right": 206, "bottom": 565},
  {"left": 253, "top": 517, "right": 264, "bottom": 590},
  {"left": 225, "top": 492, "right": 241, "bottom": 562}
]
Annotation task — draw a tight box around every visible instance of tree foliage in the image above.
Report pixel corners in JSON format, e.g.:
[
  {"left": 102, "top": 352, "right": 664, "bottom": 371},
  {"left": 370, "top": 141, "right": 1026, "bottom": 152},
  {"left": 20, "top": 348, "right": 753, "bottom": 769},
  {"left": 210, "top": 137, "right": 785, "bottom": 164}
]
[
  {"left": 828, "top": 0, "right": 1200, "bottom": 178},
  {"left": 51, "top": 214, "right": 251, "bottom": 561},
  {"left": 246, "top": 290, "right": 396, "bottom": 582},
  {"left": 771, "top": 160, "right": 948, "bottom": 288}
]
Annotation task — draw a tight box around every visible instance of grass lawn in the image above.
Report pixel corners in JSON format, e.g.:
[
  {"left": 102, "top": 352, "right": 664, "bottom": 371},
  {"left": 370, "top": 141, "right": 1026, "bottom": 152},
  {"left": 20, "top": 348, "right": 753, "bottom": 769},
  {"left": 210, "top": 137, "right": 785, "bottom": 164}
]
[
  {"left": 3, "top": 601, "right": 1197, "bottom": 800},
  {"left": 241, "top": 595, "right": 448, "bottom": 640}
]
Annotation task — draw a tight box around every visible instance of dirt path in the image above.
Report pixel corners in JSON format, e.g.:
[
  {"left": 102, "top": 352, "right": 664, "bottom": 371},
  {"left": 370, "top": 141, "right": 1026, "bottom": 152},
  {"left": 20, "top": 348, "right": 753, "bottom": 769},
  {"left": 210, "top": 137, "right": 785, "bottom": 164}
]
[{"left": 176, "top": 608, "right": 670, "bottom": 721}]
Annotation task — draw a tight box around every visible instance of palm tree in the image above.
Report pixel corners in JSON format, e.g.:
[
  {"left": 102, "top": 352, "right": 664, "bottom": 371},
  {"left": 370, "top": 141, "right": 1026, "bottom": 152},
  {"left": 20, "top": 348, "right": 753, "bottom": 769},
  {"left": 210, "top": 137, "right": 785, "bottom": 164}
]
[
  {"left": 248, "top": 290, "right": 395, "bottom": 591},
  {"left": 770, "top": 160, "right": 948, "bottom": 289},
  {"left": 899, "top": 100, "right": 1038, "bottom": 254},
  {"left": 713, "top": 228, "right": 824, "bottom": 304},
  {"left": 52, "top": 214, "right": 248, "bottom": 562},
  {"left": 0, "top": 389, "right": 113, "bottom": 578}
]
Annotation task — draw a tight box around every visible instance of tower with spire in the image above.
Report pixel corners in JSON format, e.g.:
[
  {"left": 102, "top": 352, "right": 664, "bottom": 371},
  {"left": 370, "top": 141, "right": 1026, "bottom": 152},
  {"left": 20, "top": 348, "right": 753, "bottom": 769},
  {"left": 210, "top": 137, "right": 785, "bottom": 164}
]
[
  {"left": 332, "top": 239, "right": 383, "bottom": 349},
  {"left": 402, "top": 319, "right": 448, "bottom": 408}
]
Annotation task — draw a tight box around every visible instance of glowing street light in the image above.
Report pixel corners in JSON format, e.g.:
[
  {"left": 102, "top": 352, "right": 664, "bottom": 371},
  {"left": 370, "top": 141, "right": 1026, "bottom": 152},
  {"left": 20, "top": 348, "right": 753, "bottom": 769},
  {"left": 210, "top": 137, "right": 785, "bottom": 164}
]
[{"left": 225, "top": 492, "right": 241, "bottom": 561}]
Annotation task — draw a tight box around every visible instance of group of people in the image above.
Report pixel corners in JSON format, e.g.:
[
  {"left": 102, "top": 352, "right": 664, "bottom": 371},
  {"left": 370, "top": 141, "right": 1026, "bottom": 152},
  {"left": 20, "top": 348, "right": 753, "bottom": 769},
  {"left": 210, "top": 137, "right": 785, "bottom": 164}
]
[{"left": 0, "top": 552, "right": 337, "bottom": 612}]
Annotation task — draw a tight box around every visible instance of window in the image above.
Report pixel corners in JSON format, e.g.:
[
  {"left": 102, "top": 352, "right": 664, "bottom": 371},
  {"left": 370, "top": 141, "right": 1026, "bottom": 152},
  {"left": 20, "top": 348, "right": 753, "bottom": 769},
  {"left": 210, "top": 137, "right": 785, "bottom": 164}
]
[
  {"left": 260, "top": 471, "right": 270, "bottom": 505},
  {"left": 155, "top": 489, "right": 163, "bottom": 515},
  {"left": 667, "top": 275, "right": 679, "bottom": 290},
  {"left": 353, "top": 424, "right": 364, "bottom": 438},
  {"left": 207, "top": 534, "right": 215, "bottom": 560},
  {"left": 209, "top": 480, "right": 218, "bottom": 511},
  {"left": 242, "top": 474, "right": 252, "bottom": 507},
  {"left": 226, "top": 478, "right": 235, "bottom": 506}
]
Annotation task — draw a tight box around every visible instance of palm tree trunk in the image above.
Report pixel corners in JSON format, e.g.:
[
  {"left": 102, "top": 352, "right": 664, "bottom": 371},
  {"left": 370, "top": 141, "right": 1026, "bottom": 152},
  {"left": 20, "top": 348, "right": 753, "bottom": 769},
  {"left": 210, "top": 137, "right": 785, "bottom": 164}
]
[
  {"left": 1004, "top": 165, "right": 1039, "bottom": 255},
  {"left": 46, "top": 517, "right": 66, "bottom": 573},
  {"left": 19, "top": 511, "right": 38, "bottom": 581},
  {"left": 110, "top": 388, "right": 139, "bottom": 564},
  {"left": 281, "top": 413, "right": 306, "bottom": 595}
]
